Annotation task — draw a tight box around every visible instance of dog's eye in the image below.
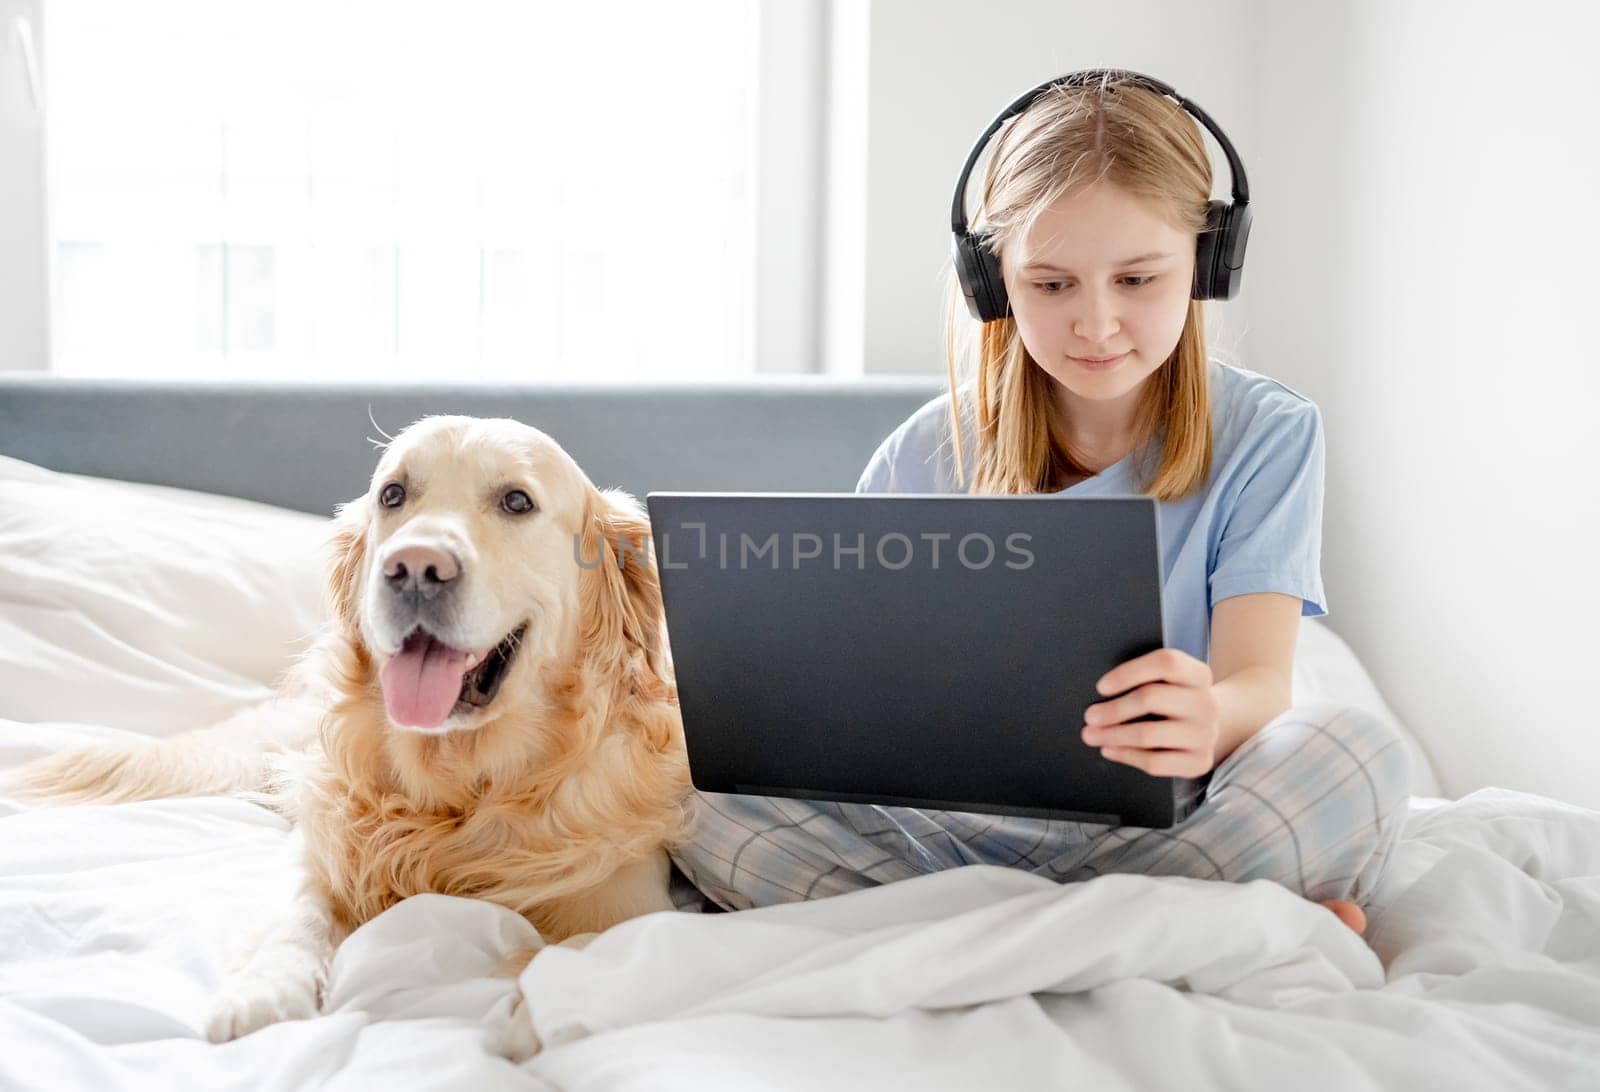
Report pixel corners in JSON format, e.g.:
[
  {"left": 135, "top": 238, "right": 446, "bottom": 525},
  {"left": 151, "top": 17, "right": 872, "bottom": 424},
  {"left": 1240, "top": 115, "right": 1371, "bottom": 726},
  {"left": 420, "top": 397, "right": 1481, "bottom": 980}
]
[
  {"left": 379, "top": 482, "right": 406, "bottom": 509},
  {"left": 501, "top": 489, "right": 537, "bottom": 515}
]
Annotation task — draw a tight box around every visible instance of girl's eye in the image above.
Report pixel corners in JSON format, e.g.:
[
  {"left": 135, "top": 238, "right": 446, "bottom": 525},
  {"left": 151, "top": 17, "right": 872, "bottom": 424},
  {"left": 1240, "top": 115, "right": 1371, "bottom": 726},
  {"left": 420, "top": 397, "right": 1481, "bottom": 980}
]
[
  {"left": 379, "top": 482, "right": 405, "bottom": 508},
  {"left": 1034, "top": 276, "right": 1155, "bottom": 293},
  {"left": 501, "top": 489, "right": 537, "bottom": 516}
]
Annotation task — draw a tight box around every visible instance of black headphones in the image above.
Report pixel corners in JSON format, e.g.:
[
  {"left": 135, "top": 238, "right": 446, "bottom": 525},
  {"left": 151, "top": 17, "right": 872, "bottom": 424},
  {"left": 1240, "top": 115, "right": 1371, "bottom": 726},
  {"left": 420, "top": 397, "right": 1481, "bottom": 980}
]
[{"left": 951, "top": 68, "right": 1252, "bottom": 322}]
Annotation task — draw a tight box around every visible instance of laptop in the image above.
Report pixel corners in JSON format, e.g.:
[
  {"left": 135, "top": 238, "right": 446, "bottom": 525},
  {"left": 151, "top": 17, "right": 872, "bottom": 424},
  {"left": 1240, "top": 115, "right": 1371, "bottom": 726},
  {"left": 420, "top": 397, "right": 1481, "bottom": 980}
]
[{"left": 643, "top": 492, "right": 1205, "bottom": 829}]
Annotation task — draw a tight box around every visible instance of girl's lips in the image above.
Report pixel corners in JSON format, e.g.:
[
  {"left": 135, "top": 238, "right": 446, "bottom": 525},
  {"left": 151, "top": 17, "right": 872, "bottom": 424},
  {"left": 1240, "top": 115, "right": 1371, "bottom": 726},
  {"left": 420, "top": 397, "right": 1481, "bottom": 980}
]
[{"left": 1072, "top": 352, "right": 1129, "bottom": 370}]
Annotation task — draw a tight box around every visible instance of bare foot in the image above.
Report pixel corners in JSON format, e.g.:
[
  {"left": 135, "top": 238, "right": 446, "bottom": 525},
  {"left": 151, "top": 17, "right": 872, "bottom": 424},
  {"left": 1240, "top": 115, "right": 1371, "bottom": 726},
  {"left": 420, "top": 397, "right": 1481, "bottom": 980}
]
[{"left": 1317, "top": 898, "right": 1367, "bottom": 934}]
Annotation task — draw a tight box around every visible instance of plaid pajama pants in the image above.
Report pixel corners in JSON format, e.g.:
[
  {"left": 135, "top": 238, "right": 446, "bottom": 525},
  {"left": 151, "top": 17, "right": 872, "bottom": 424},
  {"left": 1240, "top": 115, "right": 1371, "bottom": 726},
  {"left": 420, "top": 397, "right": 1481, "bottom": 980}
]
[{"left": 668, "top": 703, "right": 1412, "bottom": 912}]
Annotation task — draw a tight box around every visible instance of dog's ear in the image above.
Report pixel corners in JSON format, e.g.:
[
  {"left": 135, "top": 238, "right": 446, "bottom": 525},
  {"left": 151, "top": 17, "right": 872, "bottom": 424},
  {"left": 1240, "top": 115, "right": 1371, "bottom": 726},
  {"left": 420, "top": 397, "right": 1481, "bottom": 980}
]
[
  {"left": 578, "top": 487, "right": 668, "bottom": 686},
  {"left": 325, "top": 494, "right": 372, "bottom": 636}
]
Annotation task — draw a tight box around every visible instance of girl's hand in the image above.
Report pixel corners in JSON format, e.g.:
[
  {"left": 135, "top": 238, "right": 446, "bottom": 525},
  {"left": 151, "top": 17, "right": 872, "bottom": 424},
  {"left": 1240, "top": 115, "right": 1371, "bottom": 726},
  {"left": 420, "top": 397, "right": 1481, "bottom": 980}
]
[{"left": 1080, "top": 649, "right": 1220, "bottom": 778}]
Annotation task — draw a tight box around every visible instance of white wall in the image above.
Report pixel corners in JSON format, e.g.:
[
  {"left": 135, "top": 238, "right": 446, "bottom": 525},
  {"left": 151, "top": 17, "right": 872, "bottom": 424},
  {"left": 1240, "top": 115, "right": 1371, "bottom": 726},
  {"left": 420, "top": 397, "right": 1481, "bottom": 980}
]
[
  {"left": 853, "top": 0, "right": 1600, "bottom": 808},
  {"left": 1251, "top": 0, "right": 1600, "bottom": 808}
]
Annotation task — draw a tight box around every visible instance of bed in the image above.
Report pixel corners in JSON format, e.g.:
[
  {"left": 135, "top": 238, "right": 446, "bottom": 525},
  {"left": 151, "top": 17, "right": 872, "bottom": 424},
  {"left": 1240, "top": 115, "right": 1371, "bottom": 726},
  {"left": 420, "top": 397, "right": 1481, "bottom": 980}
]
[{"left": 1, "top": 377, "right": 1596, "bottom": 1091}]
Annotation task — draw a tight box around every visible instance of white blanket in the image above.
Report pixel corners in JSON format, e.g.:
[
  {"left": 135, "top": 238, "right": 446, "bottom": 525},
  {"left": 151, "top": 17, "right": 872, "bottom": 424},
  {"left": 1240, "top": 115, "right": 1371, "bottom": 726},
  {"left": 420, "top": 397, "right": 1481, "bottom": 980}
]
[{"left": 3, "top": 761, "right": 1596, "bottom": 1092}]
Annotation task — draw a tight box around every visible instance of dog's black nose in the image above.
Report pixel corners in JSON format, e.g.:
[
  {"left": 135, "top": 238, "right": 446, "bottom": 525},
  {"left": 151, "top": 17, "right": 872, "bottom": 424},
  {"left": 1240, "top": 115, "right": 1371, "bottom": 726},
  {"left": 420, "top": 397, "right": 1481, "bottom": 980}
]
[{"left": 383, "top": 544, "right": 462, "bottom": 598}]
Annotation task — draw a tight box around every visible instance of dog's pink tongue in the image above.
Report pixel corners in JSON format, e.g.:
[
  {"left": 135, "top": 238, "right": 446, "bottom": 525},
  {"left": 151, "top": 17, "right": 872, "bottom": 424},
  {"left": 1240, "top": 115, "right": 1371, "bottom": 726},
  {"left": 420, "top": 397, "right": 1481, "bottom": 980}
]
[{"left": 380, "top": 631, "right": 470, "bottom": 728}]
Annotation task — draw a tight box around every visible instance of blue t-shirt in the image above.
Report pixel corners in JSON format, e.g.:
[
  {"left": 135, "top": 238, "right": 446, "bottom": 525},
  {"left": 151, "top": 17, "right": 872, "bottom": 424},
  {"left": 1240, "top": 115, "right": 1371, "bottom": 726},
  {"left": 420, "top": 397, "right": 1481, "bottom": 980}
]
[{"left": 854, "top": 360, "right": 1327, "bottom": 664}]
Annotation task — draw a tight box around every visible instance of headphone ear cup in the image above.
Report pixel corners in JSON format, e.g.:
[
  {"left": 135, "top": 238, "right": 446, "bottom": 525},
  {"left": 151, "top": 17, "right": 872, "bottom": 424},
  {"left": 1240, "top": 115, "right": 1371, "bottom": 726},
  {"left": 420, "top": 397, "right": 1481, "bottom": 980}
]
[
  {"left": 1219, "top": 201, "right": 1251, "bottom": 299},
  {"left": 953, "top": 230, "right": 1010, "bottom": 322},
  {"left": 1193, "top": 200, "right": 1251, "bottom": 301},
  {"left": 1193, "top": 200, "right": 1228, "bottom": 301},
  {"left": 975, "top": 234, "right": 1007, "bottom": 321}
]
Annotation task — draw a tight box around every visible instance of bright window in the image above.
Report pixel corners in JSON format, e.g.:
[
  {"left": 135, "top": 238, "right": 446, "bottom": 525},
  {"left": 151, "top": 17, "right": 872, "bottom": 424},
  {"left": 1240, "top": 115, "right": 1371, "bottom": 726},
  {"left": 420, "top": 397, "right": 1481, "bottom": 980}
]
[{"left": 43, "top": 0, "right": 759, "bottom": 380}]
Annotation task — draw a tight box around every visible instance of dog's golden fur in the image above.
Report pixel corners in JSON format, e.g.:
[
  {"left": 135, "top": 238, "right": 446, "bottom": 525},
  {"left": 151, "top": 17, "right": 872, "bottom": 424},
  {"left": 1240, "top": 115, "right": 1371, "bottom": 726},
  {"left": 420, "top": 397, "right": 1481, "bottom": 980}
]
[{"left": 9, "top": 415, "right": 693, "bottom": 1045}]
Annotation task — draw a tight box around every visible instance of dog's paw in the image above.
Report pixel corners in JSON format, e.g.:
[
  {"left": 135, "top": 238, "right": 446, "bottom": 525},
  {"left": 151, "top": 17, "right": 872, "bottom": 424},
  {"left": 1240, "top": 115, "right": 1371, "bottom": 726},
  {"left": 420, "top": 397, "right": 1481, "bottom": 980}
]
[
  {"left": 204, "top": 969, "right": 323, "bottom": 1043},
  {"left": 493, "top": 989, "right": 544, "bottom": 1063}
]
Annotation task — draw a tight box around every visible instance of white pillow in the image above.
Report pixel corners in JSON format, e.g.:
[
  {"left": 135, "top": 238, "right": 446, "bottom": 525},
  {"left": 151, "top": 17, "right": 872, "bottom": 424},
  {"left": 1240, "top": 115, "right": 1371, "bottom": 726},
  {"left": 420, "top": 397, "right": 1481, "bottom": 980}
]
[
  {"left": 0, "top": 455, "right": 331, "bottom": 739},
  {"left": 1293, "top": 617, "right": 1442, "bottom": 797}
]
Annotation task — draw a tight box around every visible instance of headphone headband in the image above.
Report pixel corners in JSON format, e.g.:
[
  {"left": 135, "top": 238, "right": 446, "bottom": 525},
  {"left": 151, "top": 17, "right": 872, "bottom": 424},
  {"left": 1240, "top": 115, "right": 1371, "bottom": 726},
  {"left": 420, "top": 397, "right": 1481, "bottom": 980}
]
[{"left": 950, "top": 69, "right": 1249, "bottom": 235}]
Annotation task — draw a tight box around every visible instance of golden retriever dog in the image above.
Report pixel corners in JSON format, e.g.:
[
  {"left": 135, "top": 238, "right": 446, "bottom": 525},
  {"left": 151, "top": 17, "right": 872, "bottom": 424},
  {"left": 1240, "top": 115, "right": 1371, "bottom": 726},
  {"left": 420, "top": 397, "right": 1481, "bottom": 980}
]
[{"left": 8, "top": 415, "right": 692, "bottom": 1056}]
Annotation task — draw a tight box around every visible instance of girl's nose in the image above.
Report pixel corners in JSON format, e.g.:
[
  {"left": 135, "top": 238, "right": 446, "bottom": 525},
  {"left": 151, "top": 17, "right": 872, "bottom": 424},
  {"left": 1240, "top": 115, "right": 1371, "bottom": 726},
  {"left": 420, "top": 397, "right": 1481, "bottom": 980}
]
[{"left": 1072, "top": 294, "right": 1121, "bottom": 343}]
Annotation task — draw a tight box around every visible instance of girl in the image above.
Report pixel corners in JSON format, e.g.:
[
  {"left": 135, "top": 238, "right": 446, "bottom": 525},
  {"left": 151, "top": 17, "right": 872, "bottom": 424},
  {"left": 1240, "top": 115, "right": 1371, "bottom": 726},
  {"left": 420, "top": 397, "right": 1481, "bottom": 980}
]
[{"left": 669, "top": 71, "right": 1409, "bottom": 935}]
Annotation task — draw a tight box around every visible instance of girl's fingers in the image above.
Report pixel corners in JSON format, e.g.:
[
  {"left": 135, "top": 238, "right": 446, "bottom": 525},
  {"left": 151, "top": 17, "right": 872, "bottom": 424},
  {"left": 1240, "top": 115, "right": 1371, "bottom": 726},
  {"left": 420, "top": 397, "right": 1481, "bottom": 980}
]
[
  {"left": 1081, "top": 718, "right": 1196, "bottom": 751},
  {"left": 1095, "top": 648, "right": 1212, "bottom": 698},
  {"left": 1084, "top": 683, "right": 1200, "bottom": 729}
]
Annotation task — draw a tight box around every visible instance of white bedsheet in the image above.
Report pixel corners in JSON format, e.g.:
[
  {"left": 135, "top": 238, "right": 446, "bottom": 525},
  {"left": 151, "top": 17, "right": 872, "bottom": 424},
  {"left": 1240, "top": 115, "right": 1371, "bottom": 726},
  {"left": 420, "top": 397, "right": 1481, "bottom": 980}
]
[{"left": 3, "top": 728, "right": 1596, "bottom": 1092}]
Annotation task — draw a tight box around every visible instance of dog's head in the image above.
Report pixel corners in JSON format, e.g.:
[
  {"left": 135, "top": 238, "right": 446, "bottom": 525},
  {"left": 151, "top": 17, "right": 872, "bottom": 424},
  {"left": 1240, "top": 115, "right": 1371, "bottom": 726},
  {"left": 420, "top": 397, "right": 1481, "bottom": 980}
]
[{"left": 325, "top": 415, "right": 664, "bottom": 735}]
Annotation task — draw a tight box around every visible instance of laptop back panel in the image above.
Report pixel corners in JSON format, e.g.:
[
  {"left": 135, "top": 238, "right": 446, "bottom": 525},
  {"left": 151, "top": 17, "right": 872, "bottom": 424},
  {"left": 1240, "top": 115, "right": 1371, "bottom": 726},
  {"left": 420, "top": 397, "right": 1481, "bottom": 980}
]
[{"left": 645, "top": 493, "right": 1194, "bottom": 828}]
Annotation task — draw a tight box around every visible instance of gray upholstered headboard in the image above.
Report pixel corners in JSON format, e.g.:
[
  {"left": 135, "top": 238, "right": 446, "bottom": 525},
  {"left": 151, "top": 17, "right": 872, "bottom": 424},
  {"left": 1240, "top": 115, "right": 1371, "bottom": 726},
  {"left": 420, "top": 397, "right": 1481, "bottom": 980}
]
[{"left": 0, "top": 375, "right": 945, "bottom": 516}]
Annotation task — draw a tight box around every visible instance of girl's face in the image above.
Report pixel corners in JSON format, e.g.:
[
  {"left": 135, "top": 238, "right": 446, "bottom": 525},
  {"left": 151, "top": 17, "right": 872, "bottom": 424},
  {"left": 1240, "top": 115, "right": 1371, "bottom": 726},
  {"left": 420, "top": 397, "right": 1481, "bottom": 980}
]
[{"left": 1003, "top": 183, "right": 1196, "bottom": 421}]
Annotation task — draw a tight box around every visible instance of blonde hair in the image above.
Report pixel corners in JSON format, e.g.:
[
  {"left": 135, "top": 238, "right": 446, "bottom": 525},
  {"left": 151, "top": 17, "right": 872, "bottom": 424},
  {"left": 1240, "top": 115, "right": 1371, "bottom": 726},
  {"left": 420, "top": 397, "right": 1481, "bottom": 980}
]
[{"left": 945, "top": 75, "right": 1215, "bottom": 499}]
